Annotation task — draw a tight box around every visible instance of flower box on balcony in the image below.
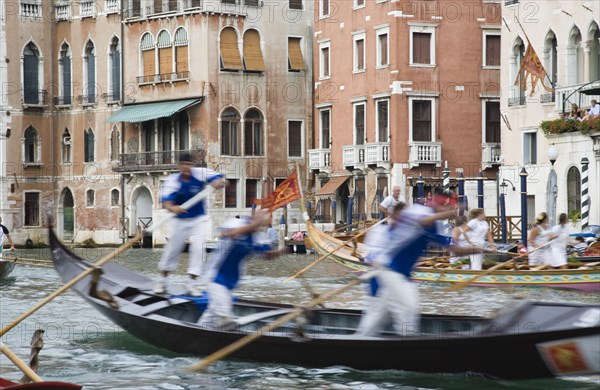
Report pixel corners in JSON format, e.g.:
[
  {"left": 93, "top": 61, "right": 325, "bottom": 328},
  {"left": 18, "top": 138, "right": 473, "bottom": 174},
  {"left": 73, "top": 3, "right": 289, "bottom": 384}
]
[{"left": 541, "top": 117, "right": 600, "bottom": 136}]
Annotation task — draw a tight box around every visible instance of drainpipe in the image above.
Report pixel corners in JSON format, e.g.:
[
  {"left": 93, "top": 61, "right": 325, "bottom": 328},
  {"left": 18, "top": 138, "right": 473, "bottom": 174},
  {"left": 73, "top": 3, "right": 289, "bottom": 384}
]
[{"left": 51, "top": 0, "right": 57, "bottom": 211}]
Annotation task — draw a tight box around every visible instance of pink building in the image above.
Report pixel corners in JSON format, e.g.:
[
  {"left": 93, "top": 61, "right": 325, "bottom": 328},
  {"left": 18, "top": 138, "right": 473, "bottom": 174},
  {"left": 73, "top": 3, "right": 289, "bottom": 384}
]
[{"left": 309, "top": 0, "right": 501, "bottom": 223}]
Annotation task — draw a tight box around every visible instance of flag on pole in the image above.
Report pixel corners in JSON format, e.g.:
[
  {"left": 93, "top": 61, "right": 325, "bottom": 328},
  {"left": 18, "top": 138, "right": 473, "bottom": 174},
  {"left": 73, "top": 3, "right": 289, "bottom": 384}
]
[
  {"left": 514, "top": 43, "right": 553, "bottom": 97},
  {"left": 255, "top": 171, "right": 301, "bottom": 211}
]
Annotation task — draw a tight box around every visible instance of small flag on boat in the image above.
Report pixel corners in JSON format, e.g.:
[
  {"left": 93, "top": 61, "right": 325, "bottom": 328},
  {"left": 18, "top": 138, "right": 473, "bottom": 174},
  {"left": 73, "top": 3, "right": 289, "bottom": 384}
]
[{"left": 255, "top": 171, "right": 301, "bottom": 211}]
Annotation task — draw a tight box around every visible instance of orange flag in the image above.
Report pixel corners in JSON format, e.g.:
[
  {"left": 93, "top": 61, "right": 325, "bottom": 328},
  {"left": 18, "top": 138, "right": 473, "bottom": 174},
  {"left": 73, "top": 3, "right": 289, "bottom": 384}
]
[
  {"left": 514, "top": 44, "right": 553, "bottom": 97},
  {"left": 256, "top": 171, "right": 301, "bottom": 211}
]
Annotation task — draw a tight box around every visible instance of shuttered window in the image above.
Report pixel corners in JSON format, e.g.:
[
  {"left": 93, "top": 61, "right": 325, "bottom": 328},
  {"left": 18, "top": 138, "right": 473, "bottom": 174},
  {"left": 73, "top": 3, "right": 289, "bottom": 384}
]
[
  {"left": 377, "top": 99, "right": 388, "bottom": 142},
  {"left": 221, "top": 108, "right": 240, "bottom": 156},
  {"left": 60, "top": 44, "right": 72, "bottom": 105},
  {"left": 244, "top": 109, "right": 263, "bottom": 156},
  {"left": 168, "top": 0, "right": 178, "bottom": 11},
  {"left": 245, "top": 179, "right": 258, "bottom": 208},
  {"left": 485, "top": 101, "right": 500, "bottom": 143},
  {"left": 130, "top": 0, "right": 141, "bottom": 16},
  {"left": 288, "top": 37, "right": 304, "bottom": 71},
  {"left": 157, "top": 31, "right": 172, "bottom": 75},
  {"left": 413, "top": 32, "right": 431, "bottom": 64},
  {"left": 24, "top": 126, "right": 38, "bottom": 163},
  {"left": 84, "top": 128, "right": 95, "bottom": 162},
  {"left": 288, "top": 121, "right": 302, "bottom": 157},
  {"left": 141, "top": 33, "right": 155, "bottom": 77},
  {"left": 243, "top": 29, "right": 265, "bottom": 71},
  {"left": 355, "top": 38, "right": 364, "bottom": 70},
  {"left": 23, "top": 43, "right": 40, "bottom": 104},
  {"left": 153, "top": 0, "right": 162, "bottom": 13},
  {"left": 320, "top": 109, "right": 330, "bottom": 149},
  {"left": 174, "top": 28, "right": 189, "bottom": 73},
  {"left": 485, "top": 34, "right": 500, "bottom": 66},
  {"left": 225, "top": 179, "right": 238, "bottom": 208},
  {"left": 110, "top": 38, "right": 121, "bottom": 100},
  {"left": 354, "top": 103, "right": 365, "bottom": 145},
  {"left": 412, "top": 100, "right": 432, "bottom": 142},
  {"left": 220, "top": 27, "right": 243, "bottom": 70},
  {"left": 85, "top": 42, "right": 96, "bottom": 103}
]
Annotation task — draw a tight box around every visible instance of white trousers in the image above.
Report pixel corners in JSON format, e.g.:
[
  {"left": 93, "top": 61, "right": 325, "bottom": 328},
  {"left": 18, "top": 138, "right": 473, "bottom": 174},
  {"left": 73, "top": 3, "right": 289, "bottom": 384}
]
[
  {"left": 356, "top": 270, "right": 420, "bottom": 337},
  {"left": 198, "top": 282, "right": 233, "bottom": 328},
  {"left": 158, "top": 216, "right": 210, "bottom": 278}
]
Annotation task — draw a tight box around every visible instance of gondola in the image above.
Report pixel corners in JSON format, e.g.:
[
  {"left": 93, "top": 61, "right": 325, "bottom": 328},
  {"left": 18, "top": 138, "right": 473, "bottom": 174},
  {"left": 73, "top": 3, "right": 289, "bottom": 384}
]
[
  {"left": 49, "top": 228, "right": 600, "bottom": 380},
  {"left": 0, "top": 260, "right": 15, "bottom": 278},
  {"left": 306, "top": 220, "right": 600, "bottom": 292},
  {"left": 0, "top": 377, "right": 81, "bottom": 389}
]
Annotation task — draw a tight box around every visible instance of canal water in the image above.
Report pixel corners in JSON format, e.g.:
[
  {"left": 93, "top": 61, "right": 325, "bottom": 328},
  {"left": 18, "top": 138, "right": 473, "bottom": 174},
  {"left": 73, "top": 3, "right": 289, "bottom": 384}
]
[{"left": 1, "top": 247, "right": 599, "bottom": 389}]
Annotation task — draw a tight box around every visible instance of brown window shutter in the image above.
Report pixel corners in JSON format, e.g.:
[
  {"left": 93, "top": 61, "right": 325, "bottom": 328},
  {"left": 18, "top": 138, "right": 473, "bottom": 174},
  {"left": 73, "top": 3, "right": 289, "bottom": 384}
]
[
  {"left": 243, "top": 30, "right": 265, "bottom": 71},
  {"left": 414, "top": 33, "right": 431, "bottom": 64},
  {"left": 380, "top": 34, "right": 388, "bottom": 65},
  {"left": 486, "top": 35, "right": 500, "bottom": 66},
  {"left": 288, "top": 37, "right": 305, "bottom": 71},
  {"left": 159, "top": 47, "right": 173, "bottom": 74},
  {"left": 154, "top": 0, "right": 162, "bottom": 13},
  {"left": 176, "top": 45, "right": 188, "bottom": 73},
  {"left": 143, "top": 50, "right": 155, "bottom": 77},
  {"left": 356, "top": 39, "right": 364, "bottom": 70},
  {"left": 220, "top": 28, "right": 243, "bottom": 70}
]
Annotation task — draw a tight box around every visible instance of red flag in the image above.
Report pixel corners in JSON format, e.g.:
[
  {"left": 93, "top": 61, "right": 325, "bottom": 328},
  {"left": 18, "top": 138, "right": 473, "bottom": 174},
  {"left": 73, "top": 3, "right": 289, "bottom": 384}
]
[
  {"left": 257, "top": 171, "right": 301, "bottom": 211},
  {"left": 514, "top": 44, "right": 553, "bottom": 97}
]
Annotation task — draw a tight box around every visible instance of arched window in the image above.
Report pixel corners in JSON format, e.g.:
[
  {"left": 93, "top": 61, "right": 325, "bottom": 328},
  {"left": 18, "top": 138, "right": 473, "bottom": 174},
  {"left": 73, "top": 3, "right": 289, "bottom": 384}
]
[
  {"left": 157, "top": 30, "right": 172, "bottom": 79},
  {"left": 220, "top": 27, "right": 243, "bottom": 70},
  {"left": 567, "top": 167, "right": 581, "bottom": 216},
  {"left": 221, "top": 108, "right": 240, "bottom": 156},
  {"left": 62, "top": 128, "right": 72, "bottom": 163},
  {"left": 84, "top": 40, "right": 96, "bottom": 103},
  {"left": 84, "top": 128, "right": 95, "bottom": 162},
  {"left": 543, "top": 31, "right": 557, "bottom": 87},
  {"left": 86, "top": 189, "right": 95, "bottom": 207},
  {"left": 242, "top": 29, "right": 265, "bottom": 71},
  {"left": 59, "top": 43, "right": 72, "bottom": 105},
  {"left": 109, "top": 37, "right": 121, "bottom": 101},
  {"left": 111, "top": 189, "right": 120, "bottom": 206},
  {"left": 174, "top": 27, "right": 188, "bottom": 76},
  {"left": 589, "top": 22, "right": 600, "bottom": 81},
  {"left": 510, "top": 37, "right": 525, "bottom": 104},
  {"left": 140, "top": 32, "right": 155, "bottom": 82},
  {"left": 23, "top": 42, "right": 40, "bottom": 104},
  {"left": 24, "top": 126, "right": 39, "bottom": 163},
  {"left": 567, "top": 27, "right": 583, "bottom": 85},
  {"left": 244, "top": 108, "right": 263, "bottom": 156},
  {"left": 110, "top": 126, "right": 120, "bottom": 161}
]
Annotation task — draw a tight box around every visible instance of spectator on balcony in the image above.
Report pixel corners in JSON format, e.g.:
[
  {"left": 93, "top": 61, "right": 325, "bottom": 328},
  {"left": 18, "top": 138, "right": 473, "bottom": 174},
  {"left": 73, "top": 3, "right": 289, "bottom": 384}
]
[
  {"left": 567, "top": 103, "right": 582, "bottom": 121},
  {"left": 153, "top": 152, "right": 225, "bottom": 297},
  {"left": 582, "top": 99, "right": 599, "bottom": 121},
  {"left": 378, "top": 186, "right": 406, "bottom": 219}
]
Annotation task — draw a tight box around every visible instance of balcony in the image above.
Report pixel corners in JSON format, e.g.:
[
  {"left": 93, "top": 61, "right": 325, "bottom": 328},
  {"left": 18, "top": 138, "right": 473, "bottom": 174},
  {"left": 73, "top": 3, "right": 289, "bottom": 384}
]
[
  {"left": 20, "top": 1, "right": 42, "bottom": 17},
  {"left": 55, "top": 2, "right": 71, "bottom": 20},
  {"left": 105, "top": 0, "right": 120, "bottom": 13},
  {"left": 508, "top": 96, "right": 526, "bottom": 107},
  {"left": 556, "top": 83, "right": 596, "bottom": 114},
  {"left": 137, "top": 71, "right": 190, "bottom": 85},
  {"left": 364, "top": 142, "right": 390, "bottom": 169},
  {"left": 54, "top": 95, "right": 73, "bottom": 106},
  {"left": 482, "top": 142, "right": 501, "bottom": 170},
  {"left": 408, "top": 142, "right": 441, "bottom": 168},
  {"left": 540, "top": 93, "right": 555, "bottom": 104},
  {"left": 77, "top": 94, "right": 98, "bottom": 105},
  {"left": 80, "top": 0, "right": 96, "bottom": 17},
  {"left": 308, "top": 148, "right": 331, "bottom": 172},
  {"left": 102, "top": 92, "right": 121, "bottom": 103},
  {"left": 116, "top": 149, "right": 194, "bottom": 173},
  {"left": 342, "top": 145, "right": 365, "bottom": 169},
  {"left": 23, "top": 89, "right": 47, "bottom": 107}
]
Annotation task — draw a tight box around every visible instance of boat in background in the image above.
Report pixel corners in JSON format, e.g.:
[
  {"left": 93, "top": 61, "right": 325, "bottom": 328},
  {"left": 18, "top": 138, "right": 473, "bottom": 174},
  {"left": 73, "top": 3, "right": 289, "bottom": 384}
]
[
  {"left": 305, "top": 220, "right": 600, "bottom": 292},
  {"left": 49, "top": 227, "right": 600, "bottom": 379},
  {"left": 0, "top": 260, "right": 15, "bottom": 278}
]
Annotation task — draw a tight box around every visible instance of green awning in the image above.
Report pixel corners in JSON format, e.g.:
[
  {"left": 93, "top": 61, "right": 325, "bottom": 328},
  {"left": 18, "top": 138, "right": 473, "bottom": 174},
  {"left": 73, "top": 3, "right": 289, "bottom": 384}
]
[{"left": 106, "top": 98, "right": 201, "bottom": 123}]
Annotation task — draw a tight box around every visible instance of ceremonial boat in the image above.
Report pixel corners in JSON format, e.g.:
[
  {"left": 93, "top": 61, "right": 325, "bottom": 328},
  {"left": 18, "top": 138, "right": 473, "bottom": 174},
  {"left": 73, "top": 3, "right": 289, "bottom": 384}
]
[
  {"left": 49, "top": 228, "right": 600, "bottom": 380},
  {"left": 0, "top": 260, "right": 15, "bottom": 278},
  {"left": 306, "top": 221, "right": 600, "bottom": 292},
  {"left": 0, "top": 378, "right": 81, "bottom": 389}
]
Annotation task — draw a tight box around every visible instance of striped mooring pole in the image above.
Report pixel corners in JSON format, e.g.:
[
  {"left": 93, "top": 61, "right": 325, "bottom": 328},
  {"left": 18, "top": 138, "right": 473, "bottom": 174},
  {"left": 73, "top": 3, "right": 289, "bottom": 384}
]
[
  {"left": 520, "top": 167, "right": 528, "bottom": 244},
  {"left": 477, "top": 170, "right": 484, "bottom": 209},
  {"left": 581, "top": 157, "right": 590, "bottom": 230},
  {"left": 443, "top": 161, "right": 450, "bottom": 193}
]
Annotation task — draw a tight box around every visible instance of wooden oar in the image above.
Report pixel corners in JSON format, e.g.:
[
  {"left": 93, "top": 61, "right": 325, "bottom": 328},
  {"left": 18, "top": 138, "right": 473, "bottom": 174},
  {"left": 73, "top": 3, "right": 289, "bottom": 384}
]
[
  {"left": 187, "top": 271, "right": 376, "bottom": 371},
  {"left": 447, "top": 241, "right": 553, "bottom": 292},
  {"left": 0, "top": 233, "right": 142, "bottom": 338},
  {"left": 0, "top": 186, "right": 216, "bottom": 338},
  {"left": 0, "top": 342, "right": 43, "bottom": 383},
  {"left": 284, "top": 219, "right": 387, "bottom": 282}
]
